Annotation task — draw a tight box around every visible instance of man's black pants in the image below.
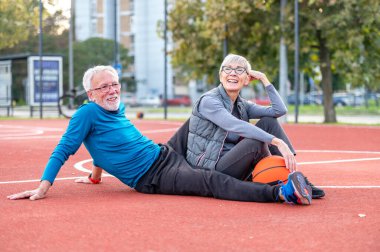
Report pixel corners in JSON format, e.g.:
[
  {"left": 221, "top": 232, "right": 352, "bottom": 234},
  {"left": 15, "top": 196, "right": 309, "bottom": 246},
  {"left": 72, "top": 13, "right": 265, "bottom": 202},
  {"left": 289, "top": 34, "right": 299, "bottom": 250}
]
[{"left": 135, "top": 145, "right": 278, "bottom": 202}]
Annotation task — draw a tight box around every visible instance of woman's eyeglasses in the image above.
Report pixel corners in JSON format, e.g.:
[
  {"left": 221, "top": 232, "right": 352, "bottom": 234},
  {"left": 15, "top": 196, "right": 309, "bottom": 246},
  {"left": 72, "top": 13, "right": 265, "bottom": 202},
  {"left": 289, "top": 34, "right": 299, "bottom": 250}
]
[{"left": 221, "top": 66, "right": 247, "bottom": 75}]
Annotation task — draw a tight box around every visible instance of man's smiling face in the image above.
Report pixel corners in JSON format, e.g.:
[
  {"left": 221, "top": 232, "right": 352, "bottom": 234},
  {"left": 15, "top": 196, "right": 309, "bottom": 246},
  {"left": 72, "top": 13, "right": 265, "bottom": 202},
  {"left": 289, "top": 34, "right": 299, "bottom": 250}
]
[{"left": 88, "top": 70, "right": 121, "bottom": 111}]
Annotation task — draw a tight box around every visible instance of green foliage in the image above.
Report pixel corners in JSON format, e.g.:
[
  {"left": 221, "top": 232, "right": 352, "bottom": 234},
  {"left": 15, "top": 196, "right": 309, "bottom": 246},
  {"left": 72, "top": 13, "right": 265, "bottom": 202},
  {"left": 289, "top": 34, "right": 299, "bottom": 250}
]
[
  {"left": 0, "top": 7, "right": 131, "bottom": 99},
  {"left": 70, "top": 38, "right": 131, "bottom": 89},
  {"left": 167, "top": 0, "right": 380, "bottom": 123},
  {"left": 168, "top": 0, "right": 278, "bottom": 85},
  {"left": 290, "top": 0, "right": 380, "bottom": 91},
  {"left": 168, "top": 0, "right": 380, "bottom": 92},
  {"left": 0, "top": 0, "right": 40, "bottom": 49}
]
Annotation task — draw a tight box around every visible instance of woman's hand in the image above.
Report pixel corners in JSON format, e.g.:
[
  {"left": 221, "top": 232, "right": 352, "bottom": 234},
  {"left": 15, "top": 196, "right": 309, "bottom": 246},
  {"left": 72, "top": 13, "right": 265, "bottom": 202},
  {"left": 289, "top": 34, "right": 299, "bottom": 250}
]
[
  {"left": 270, "top": 138, "right": 297, "bottom": 172},
  {"left": 248, "top": 70, "right": 271, "bottom": 86}
]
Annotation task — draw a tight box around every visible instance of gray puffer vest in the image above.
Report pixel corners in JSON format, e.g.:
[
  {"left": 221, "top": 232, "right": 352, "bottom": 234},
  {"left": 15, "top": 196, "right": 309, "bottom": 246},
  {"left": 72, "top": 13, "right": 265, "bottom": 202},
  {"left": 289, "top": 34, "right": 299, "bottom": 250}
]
[{"left": 186, "top": 84, "right": 251, "bottom": 169}]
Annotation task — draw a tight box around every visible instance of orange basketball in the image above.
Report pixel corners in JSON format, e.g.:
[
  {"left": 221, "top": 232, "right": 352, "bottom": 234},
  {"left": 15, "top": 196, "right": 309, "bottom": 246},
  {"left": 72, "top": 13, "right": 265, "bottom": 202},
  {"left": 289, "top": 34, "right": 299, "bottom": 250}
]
[{"left": 252, "top": 155, "right": 290, "bottom": 184}]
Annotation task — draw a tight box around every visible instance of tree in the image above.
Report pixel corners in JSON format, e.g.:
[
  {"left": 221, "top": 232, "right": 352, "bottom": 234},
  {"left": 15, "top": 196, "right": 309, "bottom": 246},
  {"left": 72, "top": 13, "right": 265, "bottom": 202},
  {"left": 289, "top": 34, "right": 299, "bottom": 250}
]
[
  {"left": 168, "top": 0, "right": 380, "bottom": 123},
  {"left": 293, "top": 0, "right": 380, "bottom": 122},
  {"left": 0, "top": 5, "right": 131, "bottom": 102},
  {"left": 168, "top": 0, "right": 278, "bottom": 85},
  {"left": 71, "top": 38, "right": 131, "bottom": 89},
  {"left": 0, "top": 0, "right": 40, "bottom": 49}
]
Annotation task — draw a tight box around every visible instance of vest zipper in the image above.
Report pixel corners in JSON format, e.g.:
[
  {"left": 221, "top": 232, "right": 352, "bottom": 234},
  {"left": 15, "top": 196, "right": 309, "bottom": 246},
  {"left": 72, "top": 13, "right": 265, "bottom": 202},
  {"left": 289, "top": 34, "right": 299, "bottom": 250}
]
[{"left": 215, "top": 100, "right": 234, "bottom": 165}]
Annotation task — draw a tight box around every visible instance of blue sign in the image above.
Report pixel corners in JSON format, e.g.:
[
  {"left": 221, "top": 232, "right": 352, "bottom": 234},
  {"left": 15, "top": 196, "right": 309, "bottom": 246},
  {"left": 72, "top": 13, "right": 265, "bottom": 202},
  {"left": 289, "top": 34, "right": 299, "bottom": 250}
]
[
  {"left": 28, "top": 56, "right": 63, "bottom": 106},
  {"left": 114, "top": 63, "right": 122, "bottom": 77}
]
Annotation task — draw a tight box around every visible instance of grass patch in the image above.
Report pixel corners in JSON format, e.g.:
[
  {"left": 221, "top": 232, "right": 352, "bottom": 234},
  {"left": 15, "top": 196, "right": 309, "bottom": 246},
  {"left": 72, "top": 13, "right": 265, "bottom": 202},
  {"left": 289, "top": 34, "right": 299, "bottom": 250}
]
[{"left": 287, "top": 102, "right": 380, "bottom": 116}]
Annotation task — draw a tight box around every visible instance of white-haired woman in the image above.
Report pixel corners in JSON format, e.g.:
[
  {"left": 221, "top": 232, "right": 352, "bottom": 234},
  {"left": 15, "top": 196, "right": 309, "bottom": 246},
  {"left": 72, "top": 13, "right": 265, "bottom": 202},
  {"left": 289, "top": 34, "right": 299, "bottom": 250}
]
[{"left": 169, "top": 54, "right": 324, "bottom": 199}]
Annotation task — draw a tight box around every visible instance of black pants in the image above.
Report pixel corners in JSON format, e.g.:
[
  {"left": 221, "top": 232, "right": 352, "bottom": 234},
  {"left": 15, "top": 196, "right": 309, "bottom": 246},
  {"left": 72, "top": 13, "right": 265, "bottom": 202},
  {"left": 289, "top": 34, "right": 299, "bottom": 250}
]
[
  {"left": 135, "top": 145, "right": 278, "bottom": 202},
  {"left": 166, "top": 117, "right": 296, "bottom": 181}
]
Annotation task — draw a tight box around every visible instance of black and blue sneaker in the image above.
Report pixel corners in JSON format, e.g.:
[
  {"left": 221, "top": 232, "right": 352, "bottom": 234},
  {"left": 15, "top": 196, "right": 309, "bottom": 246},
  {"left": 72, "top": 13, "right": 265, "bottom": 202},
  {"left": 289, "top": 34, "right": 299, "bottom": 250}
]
[{"left": 279, "top": 172, "right": 312, "bottom": 205}]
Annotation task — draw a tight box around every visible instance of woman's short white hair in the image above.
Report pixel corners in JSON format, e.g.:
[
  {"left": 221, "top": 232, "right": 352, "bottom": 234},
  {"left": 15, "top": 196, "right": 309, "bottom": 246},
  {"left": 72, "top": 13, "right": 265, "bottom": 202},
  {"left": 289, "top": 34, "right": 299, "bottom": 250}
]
[
  {"left": 82, "top": 65, "right": 119, "bottom": 91},
  {"left": 219, "top": 54, "right": 252, "bottom": 74}
]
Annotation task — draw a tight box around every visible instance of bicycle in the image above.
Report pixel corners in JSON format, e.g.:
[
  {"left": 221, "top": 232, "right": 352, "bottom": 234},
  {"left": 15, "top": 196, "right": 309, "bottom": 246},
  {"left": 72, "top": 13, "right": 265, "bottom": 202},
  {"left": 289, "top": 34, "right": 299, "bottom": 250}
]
[{"left": 58, "top": 88, "right": 88, "bottom": 119}]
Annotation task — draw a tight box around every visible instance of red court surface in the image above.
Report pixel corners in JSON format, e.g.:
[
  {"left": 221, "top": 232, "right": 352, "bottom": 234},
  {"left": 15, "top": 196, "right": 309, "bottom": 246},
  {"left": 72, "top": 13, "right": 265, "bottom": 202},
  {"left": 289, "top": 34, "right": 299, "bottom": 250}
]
[{"left": 1, "top": 119, "right": 379, "bottom": 251}]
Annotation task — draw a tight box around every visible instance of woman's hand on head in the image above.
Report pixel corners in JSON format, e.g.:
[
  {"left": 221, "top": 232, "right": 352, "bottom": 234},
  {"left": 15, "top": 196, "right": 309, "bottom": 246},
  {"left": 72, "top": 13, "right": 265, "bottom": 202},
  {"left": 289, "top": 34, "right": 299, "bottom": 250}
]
[{"left": 248, "top": 70, "right": 271, "bottom": 86}]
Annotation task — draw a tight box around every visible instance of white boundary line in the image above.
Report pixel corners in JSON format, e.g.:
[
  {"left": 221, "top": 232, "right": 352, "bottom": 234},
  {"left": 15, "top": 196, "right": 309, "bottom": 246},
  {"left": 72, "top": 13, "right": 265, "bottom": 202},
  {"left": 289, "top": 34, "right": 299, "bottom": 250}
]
[
  {"left": 299, "top": 157, "right": 380, "bottom": 165},
  {"left": 298, "top": 150, "right": 380, "bottom": 154},
  {"left": 1, "top": 124, "right": 380, "bottom": 187},
  {"left": 1, "top": 150, "right": 380, "bottom": 186},
  {"left": 0, "top": 126, "right": 179, "bottom": 141}
]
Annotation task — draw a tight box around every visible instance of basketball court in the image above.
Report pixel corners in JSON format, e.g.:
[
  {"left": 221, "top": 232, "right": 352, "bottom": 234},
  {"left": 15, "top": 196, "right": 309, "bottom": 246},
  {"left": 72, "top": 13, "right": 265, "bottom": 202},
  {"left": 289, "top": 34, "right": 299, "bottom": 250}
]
[{"left": 1, "top": 119, "right": 379, "bottom": 251}]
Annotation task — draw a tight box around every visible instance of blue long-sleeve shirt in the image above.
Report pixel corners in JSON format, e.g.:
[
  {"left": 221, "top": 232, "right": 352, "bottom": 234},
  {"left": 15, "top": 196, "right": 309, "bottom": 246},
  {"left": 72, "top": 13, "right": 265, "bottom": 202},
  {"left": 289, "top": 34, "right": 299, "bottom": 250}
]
[{"left": 41, "top": 102, "right": 160, "bottom": 187}]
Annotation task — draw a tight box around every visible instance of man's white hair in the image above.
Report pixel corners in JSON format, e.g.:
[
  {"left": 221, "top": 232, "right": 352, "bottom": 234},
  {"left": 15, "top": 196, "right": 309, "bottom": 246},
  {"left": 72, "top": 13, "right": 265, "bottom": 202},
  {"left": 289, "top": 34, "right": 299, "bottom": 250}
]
[
  {"left": 219, "top": 54, "right": 252, "bottom": 74},
  {"left": 82, "top": 65, "right": 119, "bottom": 91}
]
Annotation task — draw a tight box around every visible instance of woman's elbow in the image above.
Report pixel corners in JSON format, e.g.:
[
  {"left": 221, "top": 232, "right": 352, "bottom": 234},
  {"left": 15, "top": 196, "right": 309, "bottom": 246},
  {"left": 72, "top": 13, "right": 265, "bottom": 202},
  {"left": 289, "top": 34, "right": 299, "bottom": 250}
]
[{"left": 276, "top": 107, "right": 288, "bottom": 117}]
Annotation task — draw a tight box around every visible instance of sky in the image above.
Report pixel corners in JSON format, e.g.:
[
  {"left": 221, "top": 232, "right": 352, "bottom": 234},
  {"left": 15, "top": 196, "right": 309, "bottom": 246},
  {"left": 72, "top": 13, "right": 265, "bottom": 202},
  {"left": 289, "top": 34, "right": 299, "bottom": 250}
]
[
  {"left": 43, "top": 0, "right": 72, "bottom": 30},
  {"left": 44, "top": 0, "right": 71, "bottom": 17}
]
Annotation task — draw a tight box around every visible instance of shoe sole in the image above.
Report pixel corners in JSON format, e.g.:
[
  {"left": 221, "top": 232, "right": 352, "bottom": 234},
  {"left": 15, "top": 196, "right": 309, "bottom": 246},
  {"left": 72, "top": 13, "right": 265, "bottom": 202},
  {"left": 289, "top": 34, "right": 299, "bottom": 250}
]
[
  {"left": 289, "top": 172, "right": 312, "bottom": 205},
  {"left": 312, "top": 190, "right": 325, "bottom": 199}
]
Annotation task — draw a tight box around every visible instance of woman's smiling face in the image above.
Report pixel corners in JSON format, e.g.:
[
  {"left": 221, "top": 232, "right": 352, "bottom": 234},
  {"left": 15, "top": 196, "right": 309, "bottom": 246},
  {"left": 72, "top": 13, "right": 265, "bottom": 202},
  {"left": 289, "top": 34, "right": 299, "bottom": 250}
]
[{"left": 219, "top": 63, "right": 250, "bottom": 93}]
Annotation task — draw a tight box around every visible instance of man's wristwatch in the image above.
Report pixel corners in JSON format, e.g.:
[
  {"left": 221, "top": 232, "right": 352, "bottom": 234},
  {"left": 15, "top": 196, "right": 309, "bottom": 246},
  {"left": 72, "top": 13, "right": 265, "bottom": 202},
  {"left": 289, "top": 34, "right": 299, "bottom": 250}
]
[{"left": 88, "top": 173, "right": 101, "bottom": 184}]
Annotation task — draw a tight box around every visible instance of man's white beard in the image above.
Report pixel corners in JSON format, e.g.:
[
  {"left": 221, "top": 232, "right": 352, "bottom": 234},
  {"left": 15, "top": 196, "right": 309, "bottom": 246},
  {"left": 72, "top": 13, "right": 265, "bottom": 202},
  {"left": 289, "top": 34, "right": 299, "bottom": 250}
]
[{"left": 103, "top": 98, "right": 120, "bottom": 111}]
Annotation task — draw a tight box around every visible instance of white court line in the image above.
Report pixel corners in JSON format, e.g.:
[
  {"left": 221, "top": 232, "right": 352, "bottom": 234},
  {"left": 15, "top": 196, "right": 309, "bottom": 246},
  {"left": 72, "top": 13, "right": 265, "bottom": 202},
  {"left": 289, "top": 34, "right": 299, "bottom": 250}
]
[
  {"left": 298, "top": 150, "right": 380, "bottom": 154},
  {"left": 0, "top": 135, "right": 63, "bottom": 140},
  {"left": 0, "top": 174, "right": 115, "bottom": 185},
  {"left": 1, "top": 177, "right": 379, "bottom": 189},
  {"left": 0, "top": 127, "right": 179, "bottom": 140},
  {"left": 0, "top": 125, "right": 63, "bottom": 131},
  {"left": 319, "top": 186, "right": 380, "bottom": 188},
  {"left": 1, "top": 152, "right": 380, "bottom": 186},
  {"left": 299, "top": 157, "right": 380, "bottom": 165}
]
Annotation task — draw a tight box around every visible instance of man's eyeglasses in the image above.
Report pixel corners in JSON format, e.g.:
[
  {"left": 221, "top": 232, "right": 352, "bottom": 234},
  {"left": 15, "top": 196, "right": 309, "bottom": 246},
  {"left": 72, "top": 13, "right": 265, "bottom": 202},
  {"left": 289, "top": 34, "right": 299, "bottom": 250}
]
[
  {"left": 90, "top": 83, "right": 121, "bottom": 93},
  {"left": 222, "top": 66, "right": 247, "bottom": 75}
]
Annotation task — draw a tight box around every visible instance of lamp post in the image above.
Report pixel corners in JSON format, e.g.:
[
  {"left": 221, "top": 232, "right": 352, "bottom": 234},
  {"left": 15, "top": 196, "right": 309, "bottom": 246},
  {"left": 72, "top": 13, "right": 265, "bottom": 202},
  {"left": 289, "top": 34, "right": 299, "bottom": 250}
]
[
  {"left": 163, "top": 0, "right": 168, "bottom": 120},
  {"left": 279, "top": 0, "right": 288, "bottom": 123},
  {"left": 114, "top": 0, "right": 119, "bottom": 67},
  {"left": 294, "top": 0, "right": 300, "bottom": 123},
  {"left": 39, "top": 0, "right": 43, "bottom": 119},
  {"left": 69, "top": 0, "right": 74, "bottom": 107}
]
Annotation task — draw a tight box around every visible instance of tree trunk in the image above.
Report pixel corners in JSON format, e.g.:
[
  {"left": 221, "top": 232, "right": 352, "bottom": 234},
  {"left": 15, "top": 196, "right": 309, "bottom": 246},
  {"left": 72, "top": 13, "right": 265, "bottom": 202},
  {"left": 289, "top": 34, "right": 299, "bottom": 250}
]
[{"left": 317, "top": 30, "right": 336, "bottom": 123}]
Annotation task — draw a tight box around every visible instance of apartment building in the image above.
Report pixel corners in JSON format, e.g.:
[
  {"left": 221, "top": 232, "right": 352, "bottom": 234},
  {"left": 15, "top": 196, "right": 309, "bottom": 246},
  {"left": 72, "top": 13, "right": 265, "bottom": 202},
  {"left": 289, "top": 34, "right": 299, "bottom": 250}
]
[{"left": 74, "top": 0, "right": 173, "bottom": 99}]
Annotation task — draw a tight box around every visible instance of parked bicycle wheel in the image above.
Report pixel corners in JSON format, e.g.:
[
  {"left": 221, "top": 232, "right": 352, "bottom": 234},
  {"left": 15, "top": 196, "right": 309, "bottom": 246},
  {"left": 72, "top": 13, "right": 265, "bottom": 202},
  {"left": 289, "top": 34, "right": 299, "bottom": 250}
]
[{"left": 58, "top": 91, "right": 88, "bottom": 119}]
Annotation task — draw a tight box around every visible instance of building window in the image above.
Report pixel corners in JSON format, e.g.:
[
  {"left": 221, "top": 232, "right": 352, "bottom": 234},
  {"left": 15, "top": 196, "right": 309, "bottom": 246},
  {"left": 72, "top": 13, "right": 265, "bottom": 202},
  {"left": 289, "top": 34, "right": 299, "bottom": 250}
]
[
  {"left": 121, "top": 16, "right": 131, "bottom": 32},
  {"left": 120, "top": 0, "right": 130, "bottom": 12},
  {"left": 97, "top": 0, "right": 104, "bottom": 13},
  {"left": 97, "top": 17, "right": 104, "bottom": 34}
]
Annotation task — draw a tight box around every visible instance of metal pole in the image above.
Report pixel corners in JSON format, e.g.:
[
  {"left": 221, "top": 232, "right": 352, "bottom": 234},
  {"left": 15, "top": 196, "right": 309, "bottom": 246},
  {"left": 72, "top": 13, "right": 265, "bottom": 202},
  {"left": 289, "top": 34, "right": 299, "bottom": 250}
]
[
  {"left": 163, "top": 0, "right": 168, "bottom": 120},
  {"left": 223, "top": 24, "right": 228, "bottom": 57},
  {"left": 279, "top": 0, "right": 288, "bottom": 123},
  {"left": 39, "top": 0, "right": 43, "bottom": 119},
  {"left": 294, "top": 0, "right": 300, "bottom": 123},
  {"left": 114, "top": 0, "right": 119, "bottom": 66},
  {"left": 69, "top": 0, "right": 74, "bottom": 106}
]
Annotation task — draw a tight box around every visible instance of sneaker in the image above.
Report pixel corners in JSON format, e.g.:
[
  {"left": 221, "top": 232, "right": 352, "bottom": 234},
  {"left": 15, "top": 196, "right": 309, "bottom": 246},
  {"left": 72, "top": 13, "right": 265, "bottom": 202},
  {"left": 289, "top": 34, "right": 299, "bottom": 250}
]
[
  {"left": 305, "top": 177, "right": 325, "bottom": 199},
  {"left": 279, "top": 172, "right": 312, "bottom": 205}
]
